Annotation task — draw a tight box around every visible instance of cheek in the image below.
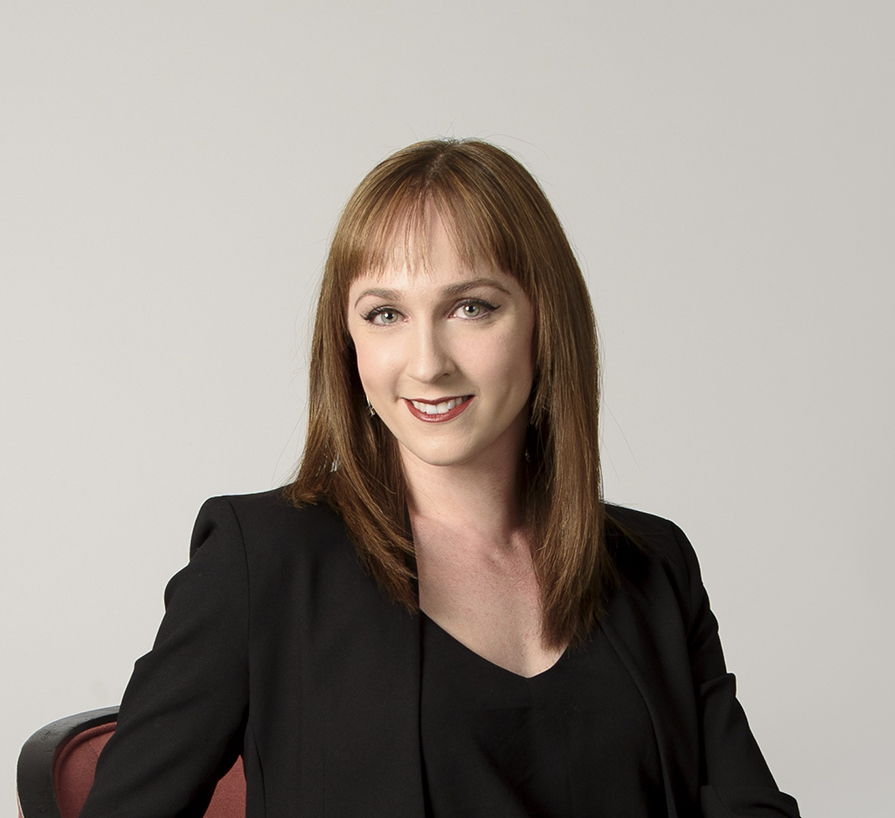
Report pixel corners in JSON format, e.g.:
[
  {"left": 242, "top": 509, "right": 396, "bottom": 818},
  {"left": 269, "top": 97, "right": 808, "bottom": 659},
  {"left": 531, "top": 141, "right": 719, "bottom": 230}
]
[
  {"left": 352, "top": 337, "right": 398, "bottom": 394},
  {"left": 509, "top": 334, "right": 536, "bottom": 380},
  {"left": 352, "top": 343, "right": 376, "bottom": 391},
  {"left": 470, "top": 331, "right": 535, "bottom": 395},
  {"left": 506, "top": 320, "right": 537, "bottom": 375}
]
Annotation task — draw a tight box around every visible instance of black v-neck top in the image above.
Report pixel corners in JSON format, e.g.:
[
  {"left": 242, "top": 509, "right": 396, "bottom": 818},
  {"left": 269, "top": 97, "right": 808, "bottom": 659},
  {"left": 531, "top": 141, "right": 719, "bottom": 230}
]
[{"left": 420, "top": 615, "right": 666, "bottom": 817}]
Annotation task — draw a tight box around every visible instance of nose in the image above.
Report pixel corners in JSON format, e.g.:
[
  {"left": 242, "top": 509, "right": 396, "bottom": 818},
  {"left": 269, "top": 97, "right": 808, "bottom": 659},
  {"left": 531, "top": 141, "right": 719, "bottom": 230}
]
[{"left": 405, "top": 319, "right": 455, "bottom": 383}]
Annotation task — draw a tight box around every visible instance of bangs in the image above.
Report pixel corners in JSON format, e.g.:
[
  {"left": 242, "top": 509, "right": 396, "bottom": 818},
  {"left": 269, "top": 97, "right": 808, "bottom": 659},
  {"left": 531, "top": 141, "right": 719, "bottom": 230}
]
[{"left": 332, "top": 163, "right": 516, "bottom": 288}]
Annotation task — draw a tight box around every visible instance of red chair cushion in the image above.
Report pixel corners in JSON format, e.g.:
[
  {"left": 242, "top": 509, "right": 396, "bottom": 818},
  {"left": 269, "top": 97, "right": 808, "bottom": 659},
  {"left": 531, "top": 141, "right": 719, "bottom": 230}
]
[
  {"left": 205, "top": 757, "right": 246, "bottom": 818},
  {"left": 51, "top": 723, "right": 246, "bottom": 818},
  {"left": 53, "top": 723, "right": 114, "bottom": 818}
]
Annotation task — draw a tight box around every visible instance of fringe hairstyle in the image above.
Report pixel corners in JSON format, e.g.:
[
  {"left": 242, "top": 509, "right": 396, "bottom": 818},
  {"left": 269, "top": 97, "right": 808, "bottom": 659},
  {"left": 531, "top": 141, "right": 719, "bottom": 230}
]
[{"left": 288, "top": 138, "right": 613, "bottom": 647}]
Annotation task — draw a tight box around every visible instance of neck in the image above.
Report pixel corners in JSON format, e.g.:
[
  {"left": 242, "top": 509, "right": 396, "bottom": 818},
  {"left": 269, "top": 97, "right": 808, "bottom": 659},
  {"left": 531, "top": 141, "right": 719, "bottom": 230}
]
[{"left": 401, "top": 447, "right": 526, "bottom": 544}]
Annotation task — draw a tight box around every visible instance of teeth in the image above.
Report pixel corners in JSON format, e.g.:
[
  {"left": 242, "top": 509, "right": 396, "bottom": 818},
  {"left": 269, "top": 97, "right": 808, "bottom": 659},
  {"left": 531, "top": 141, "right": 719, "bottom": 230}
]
[{"left": 411, "top": 397, "right": 465, "bottom": 415}]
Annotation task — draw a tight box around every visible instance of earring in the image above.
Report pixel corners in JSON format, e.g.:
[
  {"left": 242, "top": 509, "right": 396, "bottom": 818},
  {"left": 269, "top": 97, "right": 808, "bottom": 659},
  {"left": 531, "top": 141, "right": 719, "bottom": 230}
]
[{"left": 366, "top": 397, "right": 376, "bottom": 418}]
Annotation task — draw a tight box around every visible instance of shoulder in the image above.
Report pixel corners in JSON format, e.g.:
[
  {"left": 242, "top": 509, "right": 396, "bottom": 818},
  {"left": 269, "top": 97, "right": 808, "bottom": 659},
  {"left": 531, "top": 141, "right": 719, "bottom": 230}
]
[
  {"left": 188, "top": 489, "right": 369, "bottom": 595},
  {"left": 190, "top": 489, "right": 349, "bottom": 556},
  {"left": 188, "top": 489, "right": 401, "bottom": 631},
  {"left": 604, "top": 503, "right": 704, "bottom": 613},
  {"left": 605, "top": 503, "right": 696, "bottom": 562}
]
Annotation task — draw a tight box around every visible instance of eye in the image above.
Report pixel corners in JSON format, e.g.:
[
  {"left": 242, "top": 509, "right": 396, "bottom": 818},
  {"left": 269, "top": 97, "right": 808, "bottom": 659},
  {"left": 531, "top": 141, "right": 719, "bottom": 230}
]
[
  {"left": 363, "top": 306, "right": 402, "bottom": 325},
  {"left": 452, "top": 299, "right": 498, "bottom": 320}
]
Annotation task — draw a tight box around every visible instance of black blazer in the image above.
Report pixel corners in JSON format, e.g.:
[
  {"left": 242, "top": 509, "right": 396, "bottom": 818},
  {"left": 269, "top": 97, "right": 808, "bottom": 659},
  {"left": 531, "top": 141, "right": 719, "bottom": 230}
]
[{"left": 81, "top": 489, "right": 799, "bottom": 818}]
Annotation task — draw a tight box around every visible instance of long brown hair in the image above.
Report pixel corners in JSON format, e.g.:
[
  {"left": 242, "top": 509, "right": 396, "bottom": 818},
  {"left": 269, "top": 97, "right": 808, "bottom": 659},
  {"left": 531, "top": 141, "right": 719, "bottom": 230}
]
[{"left": 289, "top": 138, "right": 613, "bottom": 647}]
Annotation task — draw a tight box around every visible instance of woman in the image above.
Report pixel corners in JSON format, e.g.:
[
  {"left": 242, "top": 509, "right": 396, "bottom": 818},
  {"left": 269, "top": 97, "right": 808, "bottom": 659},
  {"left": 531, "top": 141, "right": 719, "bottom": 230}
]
[{"left": 82, "top": 139, "right": 800, "bottom": 817}]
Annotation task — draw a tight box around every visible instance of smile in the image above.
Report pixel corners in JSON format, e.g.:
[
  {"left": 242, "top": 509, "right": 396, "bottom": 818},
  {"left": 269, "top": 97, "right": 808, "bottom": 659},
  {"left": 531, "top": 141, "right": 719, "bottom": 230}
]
[{"left": 405, "top": 396, "right": 473, "bottom": 422}]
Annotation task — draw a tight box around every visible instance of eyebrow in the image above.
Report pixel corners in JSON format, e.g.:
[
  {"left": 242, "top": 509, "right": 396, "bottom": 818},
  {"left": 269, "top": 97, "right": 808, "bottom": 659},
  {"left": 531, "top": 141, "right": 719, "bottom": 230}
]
[{"left": 353, "top": 277, "right": 512, "bottom": 307}]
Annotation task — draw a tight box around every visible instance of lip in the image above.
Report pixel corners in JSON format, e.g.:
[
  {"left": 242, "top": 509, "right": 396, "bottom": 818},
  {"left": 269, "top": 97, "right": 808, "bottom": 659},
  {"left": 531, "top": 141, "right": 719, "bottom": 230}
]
[{"left": 404, "top": 395, "right": 473, "bottom": 423}]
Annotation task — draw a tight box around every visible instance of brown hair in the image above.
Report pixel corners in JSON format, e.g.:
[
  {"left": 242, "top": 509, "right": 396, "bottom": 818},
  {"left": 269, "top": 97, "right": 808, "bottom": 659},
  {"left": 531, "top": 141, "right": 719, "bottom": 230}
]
[{"left": 288, "top": 138, "right": 613, "bottom": 647}]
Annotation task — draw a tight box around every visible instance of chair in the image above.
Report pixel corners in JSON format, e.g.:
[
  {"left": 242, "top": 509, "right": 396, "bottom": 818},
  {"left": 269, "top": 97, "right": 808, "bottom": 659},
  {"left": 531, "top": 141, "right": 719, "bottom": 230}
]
[{"left": 16, "top": 707, "right": 246, "bottom": 818}]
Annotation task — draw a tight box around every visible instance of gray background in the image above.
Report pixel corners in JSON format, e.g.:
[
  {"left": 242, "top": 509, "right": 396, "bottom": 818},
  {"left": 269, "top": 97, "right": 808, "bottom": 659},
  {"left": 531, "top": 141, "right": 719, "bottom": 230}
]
[{"left": 3, "top": 3, "right": 892, "bottom": 814}]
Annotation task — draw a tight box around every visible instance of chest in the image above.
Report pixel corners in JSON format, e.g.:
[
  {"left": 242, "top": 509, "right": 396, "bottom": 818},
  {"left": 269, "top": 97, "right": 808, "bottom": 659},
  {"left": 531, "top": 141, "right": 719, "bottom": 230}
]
[{"left": 416, "top": 540, "right": 563, "bottom": 677}]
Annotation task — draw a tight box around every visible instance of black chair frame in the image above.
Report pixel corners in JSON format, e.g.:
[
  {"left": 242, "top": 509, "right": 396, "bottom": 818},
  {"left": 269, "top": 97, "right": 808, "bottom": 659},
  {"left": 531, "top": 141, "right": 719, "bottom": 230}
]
[{"left": 17, "top": 706, "right": 119, "bottom": 818}]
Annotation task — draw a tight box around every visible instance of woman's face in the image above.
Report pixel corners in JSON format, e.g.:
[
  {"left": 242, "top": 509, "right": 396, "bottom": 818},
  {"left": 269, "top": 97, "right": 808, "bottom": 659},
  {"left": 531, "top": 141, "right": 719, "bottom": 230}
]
[{"left": 346, "top": 217, "right": 536, "bottom": 474}]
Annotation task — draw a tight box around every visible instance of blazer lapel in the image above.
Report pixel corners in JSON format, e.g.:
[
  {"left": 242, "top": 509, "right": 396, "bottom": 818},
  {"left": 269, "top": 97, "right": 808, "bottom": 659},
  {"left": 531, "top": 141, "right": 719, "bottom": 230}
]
[
  {"left": 317, "top": 569, "right": 426, "bottom": 818},
  {"left": 600, "top": 565, "right": 700, "bottom": 818}
]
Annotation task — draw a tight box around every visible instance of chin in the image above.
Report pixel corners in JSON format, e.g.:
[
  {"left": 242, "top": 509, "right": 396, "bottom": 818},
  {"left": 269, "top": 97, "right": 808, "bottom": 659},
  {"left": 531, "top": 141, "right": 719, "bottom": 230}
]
[
  {"left": 407, "top": 450, "right": 471, "bottom": 469},
  {"left": 397, "top": 439, "right": 476, "bottom": 469}
]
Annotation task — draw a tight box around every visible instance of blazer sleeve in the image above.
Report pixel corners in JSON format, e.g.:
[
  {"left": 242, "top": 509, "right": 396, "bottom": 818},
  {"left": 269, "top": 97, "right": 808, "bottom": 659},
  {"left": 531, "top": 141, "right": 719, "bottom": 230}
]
[
  {"left": 80, "top": 497, "right": 250, "bottom": 818},
  {"left": 670, "top": 523, "right": 801, "bottom": 818}
]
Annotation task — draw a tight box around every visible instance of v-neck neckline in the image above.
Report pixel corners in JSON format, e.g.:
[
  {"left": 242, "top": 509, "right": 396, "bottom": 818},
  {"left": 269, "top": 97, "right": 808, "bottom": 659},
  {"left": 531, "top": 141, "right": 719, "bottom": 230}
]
[{"left": 421, "top": 613, "right": 569, "bottom": 681}]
